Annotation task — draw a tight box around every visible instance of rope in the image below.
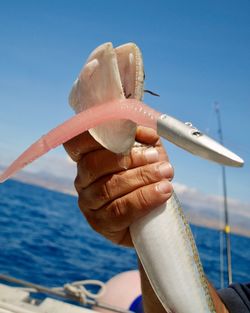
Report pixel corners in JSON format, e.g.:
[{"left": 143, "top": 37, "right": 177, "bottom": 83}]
[
  {"left": 0, "top": 274, "right": 134, "bottom": 313},
  {"left": 53, "top": 279, "right": 106, "bottom": 304}
]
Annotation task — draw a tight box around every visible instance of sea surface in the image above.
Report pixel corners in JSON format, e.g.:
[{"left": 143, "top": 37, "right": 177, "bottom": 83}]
[{"left": 0, "top": 180, "right": 249, "bottom": 295}]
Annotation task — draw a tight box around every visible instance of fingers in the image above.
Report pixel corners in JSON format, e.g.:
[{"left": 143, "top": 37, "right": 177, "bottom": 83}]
[
  {"left": 75, "top": 145, "right": 167, "bottom": 190},
  {"left": 83, "top": 178, "right": 173, "bottom": 246},
  {"left": 64, "top": 126, "right": 173, "bottom": 247},
  {"left": 63, "top": 131, "right": 103, "bottom": 162},
  {"left": 64, "top": 127, "right": 169, "bottom": 164},
  {"left": 79, "top": 161, "right": 174, "bottom": 210},
  {"left": 64, "top": 126, "right": 162, "bottom": 162},
  {"left": 135, "top": 126, "right": 160, "bottom": 146},
  {"left": 63, "top": 126, "right": 158, "bottom": 162},
  {"left": 136, "top": 126, "right": 170, "bottom": 162}
]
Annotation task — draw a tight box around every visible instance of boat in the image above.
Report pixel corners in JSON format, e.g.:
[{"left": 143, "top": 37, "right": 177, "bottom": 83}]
[
  {"left": 0, "top": 282, "right": 97, "bottom": 313},
  {"left": 0, "top": 271, "right": 142, "bottom": 313}
]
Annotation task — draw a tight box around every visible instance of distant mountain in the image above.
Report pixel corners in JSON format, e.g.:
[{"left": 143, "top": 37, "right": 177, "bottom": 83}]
[
  {"left": 174, "top": 182, "right": 250, "bottom": 237},
  {"left": 0, "top": 165, "right": 76, "bottom": 195},
  {"left": 1, "top": 165, "right": 249, "bottom": 237}
]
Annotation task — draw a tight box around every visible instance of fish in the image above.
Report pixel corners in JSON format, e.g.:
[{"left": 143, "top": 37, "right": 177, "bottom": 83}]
[
  {"left": 69, "top": 42, "right": 216, "bottom": 313},
  {"left": 0, "top": 42, "right": 244, "bottom": 312}
]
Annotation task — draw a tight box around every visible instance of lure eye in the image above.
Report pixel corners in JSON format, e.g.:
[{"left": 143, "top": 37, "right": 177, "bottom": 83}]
[
  {"left": 185, "top": 122, "right": 202, "bottom": 137},
  {"left": 192, "top": 130, "right": 202, "bottom": 137}
]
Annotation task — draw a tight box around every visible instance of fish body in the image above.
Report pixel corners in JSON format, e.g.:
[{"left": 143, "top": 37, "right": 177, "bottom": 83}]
[
  {"left": 1, "top": 42, "right": 242, "bottom": 312},
  {"left": 69, "top": 42, "right": 216, "bottom": 313},
  {"left": 131, "top": 194, "right": 215, "bottom": 312}
]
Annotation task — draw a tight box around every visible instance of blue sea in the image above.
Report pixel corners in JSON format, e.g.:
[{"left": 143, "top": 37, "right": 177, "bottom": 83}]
[{"left": 0, "top": 180, "right": 249, "bottom": 295}]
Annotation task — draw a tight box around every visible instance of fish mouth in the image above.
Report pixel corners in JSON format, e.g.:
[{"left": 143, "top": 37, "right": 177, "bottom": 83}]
[
  {"left": 69, "top": 42, "right": 145, "bottom": 154},
  {"left": 115, "top": 43, "right": 144, "bottom": 101}
]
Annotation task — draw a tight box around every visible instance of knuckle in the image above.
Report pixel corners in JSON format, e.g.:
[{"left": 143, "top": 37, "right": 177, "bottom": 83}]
[
  {"left": 130, "top": 147, "right": 147, "bottom": 167},
  {"left": 84, "top": 152, "right": 95, "bottom": 169},
  {"left": 77, "top": 192, "right": 86, "bottom": 213},
  {"left": 74, "top": 175, "right": 82, "bottom": 193},
  {"left": 78, "top": 188, "right": 95, "bottom": 210},
  {"left": 76, "top": 157, "right": 95, "bottom": 188},
  {"left": 137, "top": 165, "right": 160, "bottom": 186},
  {"left": 136, "top": 188, "right": 151, "bottom": 210},
  {"left": 101, "top": 177, "right": 114, "bottom": 203},
  {"left": 137, "top": 166, "right": 151, "bottom": 185},
  {"left": 99, "top": 173, "right": 124, "bottom": 204},
  {"left": 83, "top": 156, "right": 96, "bottom": 180},
  {"left": 107, "top": 173, "right": 123, "bottom": 193},
  {"left": 83, "top": 209, "right": 101, "bottom": 232},
  {"left": 78, "top": 188, "right": 97, "bottom": 213},
  {"left": 63, "top": 138, "right": 82, "bottom": 162},
  {"left": 109, "top": 197, "right": 128, "bottom": 222},
  {"left": 82, "top": 204, "right": 109, "bottom": 234}
]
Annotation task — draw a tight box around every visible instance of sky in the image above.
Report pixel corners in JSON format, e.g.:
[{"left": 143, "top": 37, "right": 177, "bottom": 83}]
[{"left": 0, "top": 0, "right": 249, "bottom": 204}]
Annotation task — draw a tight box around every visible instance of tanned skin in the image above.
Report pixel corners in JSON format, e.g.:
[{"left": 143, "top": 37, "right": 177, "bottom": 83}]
[{"left": 64, "top": 127, "right": 229, "bottom": 313}]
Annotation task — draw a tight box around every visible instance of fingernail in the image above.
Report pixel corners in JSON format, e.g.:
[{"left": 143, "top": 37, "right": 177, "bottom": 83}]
[
  {"left": 156, "top": 181, "right": 172, "bottom": 194},
  {"left": 144, "top": 147, "right": 159, "bottom": 163},
  {"left": 117, "top": 154, "right": 130, "bottom": 169},
  {"left": 158, "top": 162, "right": 173, "bottom": 178}
]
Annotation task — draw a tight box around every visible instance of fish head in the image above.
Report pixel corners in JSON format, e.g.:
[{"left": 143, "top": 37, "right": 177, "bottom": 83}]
[{"left": 69, "top": 42, "right": 144, "bottom": 154}]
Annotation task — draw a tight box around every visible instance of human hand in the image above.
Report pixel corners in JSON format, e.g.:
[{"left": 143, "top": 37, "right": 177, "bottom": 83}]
[{"left": 64, "top": 127, "right": 174, "bottom": 246}]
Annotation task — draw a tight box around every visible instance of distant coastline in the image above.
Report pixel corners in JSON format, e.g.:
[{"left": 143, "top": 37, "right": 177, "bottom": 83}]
[
  {"left": 2, "top": 165, "right": 250, "bottom": 238},
  {"left": 187, "top": 215, "right": 250, "bottom": 238}
]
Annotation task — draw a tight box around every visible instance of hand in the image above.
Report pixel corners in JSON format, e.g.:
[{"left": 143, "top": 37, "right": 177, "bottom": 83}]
[{"left": 64, "top": 127, "right": 174, "bottom": 246}]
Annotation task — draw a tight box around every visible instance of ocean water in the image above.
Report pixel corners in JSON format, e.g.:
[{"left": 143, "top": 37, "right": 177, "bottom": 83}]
[{"left": 0, "top": 180, "right": 249, "bottom": 294}]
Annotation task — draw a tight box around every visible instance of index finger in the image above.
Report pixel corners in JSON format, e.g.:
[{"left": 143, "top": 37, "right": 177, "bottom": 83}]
[
  {"left": 136, "top": 126, "right": 160, "bottom": 146},
  {"left": 64, "top": 126, "right": 162, "bottom": 162},
  {"left": 63, "top": 131, "right": 103, "bottom": 162}
]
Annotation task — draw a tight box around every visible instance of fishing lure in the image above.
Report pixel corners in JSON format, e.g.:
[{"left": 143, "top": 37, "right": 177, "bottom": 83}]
[{"left": 0, "top": 42, "right": 243, "bottom": 313}]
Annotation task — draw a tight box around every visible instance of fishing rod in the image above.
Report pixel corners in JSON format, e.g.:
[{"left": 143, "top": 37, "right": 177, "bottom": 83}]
[{"left": 214, "top": 102, "right": 232, "bottom": 287}]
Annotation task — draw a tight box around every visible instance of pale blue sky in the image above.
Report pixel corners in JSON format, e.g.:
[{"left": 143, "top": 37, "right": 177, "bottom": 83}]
[{"left": 0, "top": 0, "right": 249, "bottom": 202}]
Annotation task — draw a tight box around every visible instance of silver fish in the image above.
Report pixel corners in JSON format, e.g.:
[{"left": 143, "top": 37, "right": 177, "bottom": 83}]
[{"left": 69, "top": 42, "right": 242, "bottom": 313}]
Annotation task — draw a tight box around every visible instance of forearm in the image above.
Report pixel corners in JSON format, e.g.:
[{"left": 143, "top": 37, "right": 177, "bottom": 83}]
[
  {"left": 138, "top": 260, "right": 228, "bottom": 313},
  {"left": 138, "top": 260, "right": 166, "bottom": 313},
  {"left": 207, "top": 282, "right": 229, "bottom": 313}
]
